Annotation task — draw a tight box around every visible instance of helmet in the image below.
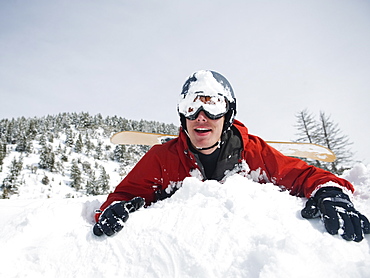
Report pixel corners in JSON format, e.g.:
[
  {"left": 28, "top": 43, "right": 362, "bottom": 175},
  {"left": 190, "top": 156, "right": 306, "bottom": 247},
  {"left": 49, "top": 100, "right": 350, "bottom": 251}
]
[{"left": 177, "top": 70, "right": 237, "bottom": 132}]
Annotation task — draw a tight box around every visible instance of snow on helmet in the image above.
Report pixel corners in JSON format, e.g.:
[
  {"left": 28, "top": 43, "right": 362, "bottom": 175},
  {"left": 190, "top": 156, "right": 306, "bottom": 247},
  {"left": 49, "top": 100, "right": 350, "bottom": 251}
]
[{"left": 178, "top": 70, "right": 237, "bottom": 132}]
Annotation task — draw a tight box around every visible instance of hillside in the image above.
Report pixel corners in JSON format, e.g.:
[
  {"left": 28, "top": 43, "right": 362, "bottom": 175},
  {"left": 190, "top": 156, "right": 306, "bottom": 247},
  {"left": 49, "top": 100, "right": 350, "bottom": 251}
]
[{"left": 0, "top": 112, "right": 178, "bottom": 199}]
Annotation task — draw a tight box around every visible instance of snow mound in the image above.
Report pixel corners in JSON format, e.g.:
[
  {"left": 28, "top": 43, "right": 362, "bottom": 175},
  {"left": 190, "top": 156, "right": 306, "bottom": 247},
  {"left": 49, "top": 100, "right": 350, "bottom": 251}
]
[{"left": 1, "top": 168, "right": 370, "bottom": 277}]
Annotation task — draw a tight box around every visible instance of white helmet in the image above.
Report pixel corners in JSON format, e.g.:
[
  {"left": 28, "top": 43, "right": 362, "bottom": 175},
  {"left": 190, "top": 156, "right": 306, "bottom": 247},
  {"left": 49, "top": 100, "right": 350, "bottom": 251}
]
[{"left": 178, "top": 70, "right": 237, "bottom": 132}]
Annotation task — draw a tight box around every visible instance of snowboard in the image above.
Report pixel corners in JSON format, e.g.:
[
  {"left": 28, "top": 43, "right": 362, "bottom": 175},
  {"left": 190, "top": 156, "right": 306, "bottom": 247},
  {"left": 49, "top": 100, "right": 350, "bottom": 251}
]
[{"left": 110, "top": 131, "right": 336, "bottom": 162}]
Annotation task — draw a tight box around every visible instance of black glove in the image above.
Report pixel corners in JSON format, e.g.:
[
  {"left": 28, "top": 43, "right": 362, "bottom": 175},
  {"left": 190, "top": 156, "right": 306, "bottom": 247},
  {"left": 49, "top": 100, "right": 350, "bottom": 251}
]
[
  {"left": 93, "top": 197, "right": 145, "bottom": 236},
  {"left": 301, "top": 187, "right": 370, "bottom": 242}
]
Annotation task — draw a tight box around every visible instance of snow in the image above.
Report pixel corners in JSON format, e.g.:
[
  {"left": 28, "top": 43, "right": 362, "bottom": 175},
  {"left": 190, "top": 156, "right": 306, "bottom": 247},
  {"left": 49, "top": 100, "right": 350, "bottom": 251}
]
[{"left": 1, "top": 164, "right": 370, "bottom": 277}]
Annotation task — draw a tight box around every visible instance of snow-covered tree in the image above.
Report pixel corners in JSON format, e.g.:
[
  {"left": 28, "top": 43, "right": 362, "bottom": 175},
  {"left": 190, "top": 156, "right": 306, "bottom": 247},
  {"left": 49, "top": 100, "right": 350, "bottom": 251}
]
[
  {"left": 86, "top": 170, "right": 97, "bottom": 195},
  {"left": 94, "top": 141, "right": 103, "bottom": 160},
  {"left": 74, "top": 134, "right": 83, "bottom": 153},
  {"left": 98, "top": 166, "right": 110, "bottom": 194},
  {"left": 65, "top": 128, "right": 74, "bottom": 148},
  {"left": 1, "top": 156, "right": 23, "bottom": 198},
  {"left": 0, "top": 141, "right": 7, "bottom": 168},
  {"left": 39, "top": 144, "right": 56, "bottom": 172},
  {"left": 70, "top": 160, "right": 82, "bottom": 190}
]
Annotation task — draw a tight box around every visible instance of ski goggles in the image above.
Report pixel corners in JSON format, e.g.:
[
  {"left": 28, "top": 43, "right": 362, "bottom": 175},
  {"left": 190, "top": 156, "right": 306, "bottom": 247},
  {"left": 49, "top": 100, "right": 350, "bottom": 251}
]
[{"left": 178, "top": 94, "right": 229, "bottom": 120}]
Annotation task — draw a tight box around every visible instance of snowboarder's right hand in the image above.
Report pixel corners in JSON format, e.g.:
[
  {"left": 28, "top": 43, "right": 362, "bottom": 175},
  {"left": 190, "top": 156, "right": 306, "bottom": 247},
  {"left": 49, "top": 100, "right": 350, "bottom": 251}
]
[{"left": 93, "top": 197, "right": 145, "bottom": 236}]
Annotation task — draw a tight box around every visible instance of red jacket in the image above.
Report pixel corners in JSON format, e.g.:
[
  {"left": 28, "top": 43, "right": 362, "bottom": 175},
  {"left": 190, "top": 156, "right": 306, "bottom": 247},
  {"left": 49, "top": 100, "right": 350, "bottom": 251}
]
[{"left": 96, "top": 120, "right": 353, "bottom": 220}]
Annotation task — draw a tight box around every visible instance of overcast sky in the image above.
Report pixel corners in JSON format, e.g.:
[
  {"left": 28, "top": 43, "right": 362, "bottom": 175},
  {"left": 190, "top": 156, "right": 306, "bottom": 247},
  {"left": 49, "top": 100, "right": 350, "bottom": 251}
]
[{"left": 1, "top": 0, "right": 369, "bottom": 163}]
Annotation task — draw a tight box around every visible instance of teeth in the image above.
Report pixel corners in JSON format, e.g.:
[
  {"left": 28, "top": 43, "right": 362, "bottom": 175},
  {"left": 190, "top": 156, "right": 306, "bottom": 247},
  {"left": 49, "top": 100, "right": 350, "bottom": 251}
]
[
  {"left": 196, "top": 128, "right": 210, "bottom": 131},
  {"left": 195, "top": 128, "right": 211, "bottom": 133}
]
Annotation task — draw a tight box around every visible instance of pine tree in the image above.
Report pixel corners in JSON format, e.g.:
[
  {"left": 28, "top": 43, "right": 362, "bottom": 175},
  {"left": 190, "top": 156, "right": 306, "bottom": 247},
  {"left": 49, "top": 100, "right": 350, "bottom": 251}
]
[
  {"left": 1, "top": 156, "right": 23, "bottom": 198},
  {"left": 39, "top": 144, "right": 56, "bottom": 172},
  {"left": 74, "top": 134, "right": 83, "bottom": 153},
  {"left": 70, "top": 160, "right": 82, "bottom": 190},
  {"left": 47, "top": 132, "right": 54, "bottom": 143},
  {"left": 294, "top": 109, "right": 353, "bottom": 174},
  {"left": 0, "top": 141, "right": 6, "bottom": 168},
  {"left": 294, "top": 109, "right": 323, "bottom": 168},
  {"left": 113, "top": 145, "right": 133, "bottom": 166},
  {"left": 98, "top": 166, "right": 110, "bottom": 194},
  {"left": 65, "top": 128, "right": 74, "bottom": 148},
  {"left": 295, "top": 109, "right": 319, "bottom": 144},
  {"left": 15, "top": 133, "right": 26, "bottom": 152},
  {"left": 86, "top": 170, "right": 97, "bottom": 195},
  {"left": 39, "top": 134, "right": 47, "bottom": 146},
  {"left": 316, "top": 112, "right": 353, "bottom": 174},
  {"left": 113, "top": 145, "right": 125, "bottom": 162},
  {"left": 26, "top": 118, "right": 38, "bottom": 141},
  {"left": 84, "top": 134, "right": 93, "bottom": 156},
  {"left": 78, "top": 112, "right": 92, "bottom": 129},
  {"left": 81, "top": 161, "right": 92, "bottom": 174},
  {"left": 94, "top": 141, "right": 103, "bottom": 160}
]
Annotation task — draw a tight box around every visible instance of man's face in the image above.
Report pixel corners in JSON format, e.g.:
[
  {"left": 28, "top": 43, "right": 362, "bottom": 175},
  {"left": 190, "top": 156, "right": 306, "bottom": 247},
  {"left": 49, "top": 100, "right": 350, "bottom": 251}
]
[{"left": 186, "top": 111, "right": 224, "bottom": 154}]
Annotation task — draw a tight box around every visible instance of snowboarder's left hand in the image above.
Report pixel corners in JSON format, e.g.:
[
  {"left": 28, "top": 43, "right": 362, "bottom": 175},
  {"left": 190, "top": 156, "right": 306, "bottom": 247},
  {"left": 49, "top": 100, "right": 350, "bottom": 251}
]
[
  {"left": 93, "top": 197, "right": 145, "bottom": 237},
  {"left": 301, "top": 186, "right": 370, "bottom": 242}
]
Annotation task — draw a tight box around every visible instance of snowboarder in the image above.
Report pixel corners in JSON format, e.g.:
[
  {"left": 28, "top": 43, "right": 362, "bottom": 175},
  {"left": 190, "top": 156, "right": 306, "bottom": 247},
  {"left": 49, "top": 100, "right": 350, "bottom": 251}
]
[{"left": 94, "top": 70, "right": 369, "bottom": 242}]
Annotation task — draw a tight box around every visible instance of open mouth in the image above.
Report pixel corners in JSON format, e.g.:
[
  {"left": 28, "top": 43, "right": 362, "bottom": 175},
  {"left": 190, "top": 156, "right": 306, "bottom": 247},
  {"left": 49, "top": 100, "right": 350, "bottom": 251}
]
[{"left": 194, "top": 128, "right": 212, "bottom": 134}]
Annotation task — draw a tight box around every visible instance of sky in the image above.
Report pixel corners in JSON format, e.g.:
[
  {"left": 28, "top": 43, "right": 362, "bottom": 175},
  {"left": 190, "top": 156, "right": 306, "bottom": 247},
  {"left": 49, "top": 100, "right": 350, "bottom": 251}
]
[{"left": 0, "top": 0, "right": 369, "bottom": 163}]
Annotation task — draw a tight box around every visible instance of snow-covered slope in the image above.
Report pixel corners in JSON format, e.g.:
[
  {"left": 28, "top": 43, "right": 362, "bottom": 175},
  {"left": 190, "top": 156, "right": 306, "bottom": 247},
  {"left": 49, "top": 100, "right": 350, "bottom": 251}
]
[{"left": 1, "top": 164, "right": 370, "bottom": 278}]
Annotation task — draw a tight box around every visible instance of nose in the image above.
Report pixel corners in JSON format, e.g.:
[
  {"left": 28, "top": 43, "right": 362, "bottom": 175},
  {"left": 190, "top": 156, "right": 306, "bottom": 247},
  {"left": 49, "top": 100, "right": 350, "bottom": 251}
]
[{"left": 196, "top": 111, "right": 208, "bottom": 122}]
